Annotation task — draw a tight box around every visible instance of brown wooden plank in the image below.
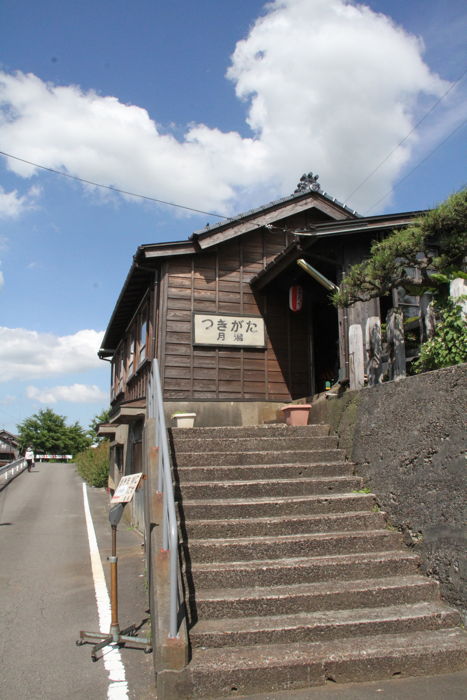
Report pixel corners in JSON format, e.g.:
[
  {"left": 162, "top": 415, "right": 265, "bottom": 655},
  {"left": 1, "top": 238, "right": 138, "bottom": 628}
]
[
  {"left": 193, "top": 278, "right": 217, "bottom": 291},
  {"left": 193, "top": 288, "right": 217, "bottom": 301},
  {"left": 164, "top": 378, "right": 192, "bottom": 390},
  {"left": 166, "top": 320, "right": 192, "bottom": 333},
  {"left": 218, "top": 352, "right": 241, "bottom": 364},
  {"left": 167, "top": 297, "right": 194, "bottom": 311},
  {"left": 164, "top": 366, "right": 191, "bottom": 379},
  {"left": 167, "top": 287, "right": 191, "bottom": 299},
  {"left": 217, "top": 368, "right": 243, "bottom": 381},
  {"left": 192, "top": 390, "right": 218, "bottom": 399},
  {"left": 167, "top": 263, "right": 192, "bottom": 276},
  {"left": 243, "top": 303, "right": 261, "bottom": 314},
  {"left": 193, "top": 367, "right": 218, "bottom": 380},
  {"left": 192, "top": 300, "right": 217, "bottom": 312},
  {"left": 243, "top": 358, "right": 266, "bottom": 370},
  {"left": 194, "top": 268, "right": 216, "bottom": 282},
  {"left": 165, "top": 354, "right": 192, "bottom": 367},
  {"left": 193, "top": 355, "right": 217, "bottom": 368},
  {"left": 218, "top": 270, "right": 241, "bottom": 282},
  {"left": 166, "top": 309, "right": 192, "bottom": 322},
  {"left": 217, "top": 291, "right": 241, "bottom": 303},
  {"left": 168, "top": 275, "right": 192, "bottom": 289},
  {"left": 243, "top": 369, "right": 265, "bottom": 382},
  {"left": 165, "top": 390, "right": 191, "bottom": 399},
  {"left": 165, "top": 331, "right": 192, "bottom": 344},
  {"left": 244, "top": 381, "right": 268, "bottom": 393},
  {"left": 218, "top": 381, "right": 243, "bottom": 393},
  {"left": 218, "top": 280, "right": 241, "bottom": 293},
  {"left": 164, "top": 343, "right": 191, "bottom": 355},
  {"left": 218, "top": 302, "right": 242, "bottom": 313}
]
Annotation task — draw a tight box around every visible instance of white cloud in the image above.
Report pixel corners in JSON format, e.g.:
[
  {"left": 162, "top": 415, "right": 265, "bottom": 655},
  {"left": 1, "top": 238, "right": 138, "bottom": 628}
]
[
  {"left": 0, "top": 270, "right": 4, "bottom": 290},
  {"left": 0, "top": 0, "right": 457, "bottom": 212},
  {"left": 0, "top": 327, "right": 104, "bottom": 382},
  {"left": 0, "top": 185, "right": 40, "bottom": 218},
  {"left": 26, "top": 383, "right": 107, "bottom": 404}
]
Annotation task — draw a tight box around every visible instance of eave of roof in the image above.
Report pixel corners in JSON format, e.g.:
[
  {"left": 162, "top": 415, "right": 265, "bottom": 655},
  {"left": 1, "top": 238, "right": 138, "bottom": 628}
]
[
  {"left": 190, "top": 189, "right": 358, "bottom": 249},
  {"left": 251, "top": 209, "right": 425, "bottom": 290},
  {"left": 99, "top": 256, "right": 156, "bottom": 356}
]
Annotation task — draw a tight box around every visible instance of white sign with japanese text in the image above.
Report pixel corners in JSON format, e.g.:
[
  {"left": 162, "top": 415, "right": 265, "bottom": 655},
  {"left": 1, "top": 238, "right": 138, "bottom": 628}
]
[
  {"left": 111, "top": 473, "right": 143, "bottom": 503},
  {"left": 193, "top": 313, "right": 266, "bottom": 348}
]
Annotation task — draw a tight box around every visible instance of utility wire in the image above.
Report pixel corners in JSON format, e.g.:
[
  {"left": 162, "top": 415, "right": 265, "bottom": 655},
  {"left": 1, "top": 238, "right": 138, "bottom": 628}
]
[
  {"left": 364, "top": 118, "right": 466, "bottom": 214},
  {"left": 343, "top": 69, "right": 467, "bottom": 205},
  {"left": 0, "top": 150, "right": 231, "bottom": 220}
]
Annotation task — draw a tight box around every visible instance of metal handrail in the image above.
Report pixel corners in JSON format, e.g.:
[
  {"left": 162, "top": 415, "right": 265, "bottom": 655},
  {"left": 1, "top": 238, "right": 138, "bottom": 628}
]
[
  {"left": 1, "top": 457, "right": 28, "bottom": 483},
  {"left": 147, "top": 358, "right": 181, "bottom": 639}
]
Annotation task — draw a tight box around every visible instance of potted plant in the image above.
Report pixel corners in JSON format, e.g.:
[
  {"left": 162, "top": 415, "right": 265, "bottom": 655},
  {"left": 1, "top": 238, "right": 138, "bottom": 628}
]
[
  {"left": 280, "top": 404, "right": 311, "bottom": 426},
  {"left": 171, "top": 412, "right": 196, "bottom": 428}
]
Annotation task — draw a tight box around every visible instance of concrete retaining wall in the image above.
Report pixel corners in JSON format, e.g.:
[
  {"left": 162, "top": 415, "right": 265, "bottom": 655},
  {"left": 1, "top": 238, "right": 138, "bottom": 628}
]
[{"left": 310, "top": 364, "right": 466, "bottom": 614}]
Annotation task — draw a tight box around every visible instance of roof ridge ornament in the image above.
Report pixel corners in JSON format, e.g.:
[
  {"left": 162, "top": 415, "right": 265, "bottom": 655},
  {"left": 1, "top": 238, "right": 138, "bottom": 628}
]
[{"left": 294, "top": 172, "right": 321, "bottom": 194}]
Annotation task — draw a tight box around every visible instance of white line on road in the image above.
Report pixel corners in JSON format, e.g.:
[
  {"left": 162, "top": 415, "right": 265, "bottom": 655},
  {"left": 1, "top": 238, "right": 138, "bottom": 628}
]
[{"left": 82, "top": 483, "right": 129, "bottom": 700}]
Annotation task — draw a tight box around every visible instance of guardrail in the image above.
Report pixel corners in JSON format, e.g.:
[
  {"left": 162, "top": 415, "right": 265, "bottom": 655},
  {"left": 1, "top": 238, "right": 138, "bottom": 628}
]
[
  {"left": 1, "top": 457, "right": 28, "bottom": 485},
  {"left": 147, "top": 358, "right": 181, "bottom": 639}
]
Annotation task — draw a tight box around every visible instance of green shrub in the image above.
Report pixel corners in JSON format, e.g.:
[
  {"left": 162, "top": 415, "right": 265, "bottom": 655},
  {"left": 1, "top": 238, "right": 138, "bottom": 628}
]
[
  {"left": 75, "top": 441, "right": 110, "bottom": 488},
  {"left": 413, "top": 296, "right": 467, "bottom": 373}
]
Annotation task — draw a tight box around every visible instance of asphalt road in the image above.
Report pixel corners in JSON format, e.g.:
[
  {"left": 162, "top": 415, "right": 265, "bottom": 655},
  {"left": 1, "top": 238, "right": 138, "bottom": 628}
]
[{"left": 0, "top": 462, "right": 155, "bottom": 700}]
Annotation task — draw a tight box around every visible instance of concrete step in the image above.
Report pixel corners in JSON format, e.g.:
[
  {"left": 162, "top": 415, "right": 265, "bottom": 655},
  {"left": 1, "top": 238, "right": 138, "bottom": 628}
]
[
  {"left": 188, "top": 550, "right": 420, "bottom": 589},
  {"left": 186, "top": 628, "right": 467, "bottom": 697},
  {"left": 176, "top": 461, "right": 353, "bottom": 483},
  {"left": 177, "top": 475, "right": 363, "bottom": 500},
  {"left": 183, "top": 510, "right": 386, "bottom": 539},
  {"left": 170, "top": 424, "right": 331, "bottom": 440},
  {"left": 180, "top": 492, "right": 377, "bottom": 520},
  {"left": 175, "top": 448, "right": 345, "bottom": 467},
  {"left": 190, "top": 601, "right": 460, "bottom": 648},
  {"left": 172, "top": 435, "right": 338, "bottom": 454},
  {"left": 194, "top": 575, "right": 440, "bottom": 619},
  {"left": 186, "top": 530, "right": 403, "bottom": 564}
]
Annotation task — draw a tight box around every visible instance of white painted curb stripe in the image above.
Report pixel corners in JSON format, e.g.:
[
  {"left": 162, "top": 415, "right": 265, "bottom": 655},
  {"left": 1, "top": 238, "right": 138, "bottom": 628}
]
[{"left": 82, "top": 483, "right": 129, "bottom": 700}]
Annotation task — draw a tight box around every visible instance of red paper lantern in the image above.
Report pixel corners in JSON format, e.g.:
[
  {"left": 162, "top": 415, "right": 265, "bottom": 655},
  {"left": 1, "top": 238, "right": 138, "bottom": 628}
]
[{"left": 289, "top": 284, "right": 303, "bottom": 312}]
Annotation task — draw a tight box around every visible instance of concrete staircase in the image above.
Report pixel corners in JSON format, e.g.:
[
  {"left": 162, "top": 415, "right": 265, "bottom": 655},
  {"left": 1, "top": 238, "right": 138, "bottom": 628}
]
[{"left": 170, "top": 424, "right": 466, "bottom": 698}]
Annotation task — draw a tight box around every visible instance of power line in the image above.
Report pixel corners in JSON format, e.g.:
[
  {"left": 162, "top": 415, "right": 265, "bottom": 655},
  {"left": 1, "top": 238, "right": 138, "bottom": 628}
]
[
  {"left": 343, "top": 69, "right": 467, "bottom": 205},
  {"left": 0, "top": 150, "right": 231, "bottom": 220},
  {"left": 364, "top": 118, "right": 467, "bottom": 214}
]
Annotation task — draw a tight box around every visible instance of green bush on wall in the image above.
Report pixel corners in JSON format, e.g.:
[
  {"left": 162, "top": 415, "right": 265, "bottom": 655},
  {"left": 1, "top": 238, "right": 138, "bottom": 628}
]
[
  {"left": 413, "top": 296, "right": 467, "bottom": 373},
  {"left": 75, "top": 441, "right": 110, "bottom": 488}
]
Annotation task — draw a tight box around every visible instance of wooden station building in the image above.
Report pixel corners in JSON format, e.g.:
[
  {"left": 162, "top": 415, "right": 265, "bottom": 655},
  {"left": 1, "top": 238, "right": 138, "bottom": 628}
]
[{"left": 98, "top": 188, "right": 421, "bottom": 477}]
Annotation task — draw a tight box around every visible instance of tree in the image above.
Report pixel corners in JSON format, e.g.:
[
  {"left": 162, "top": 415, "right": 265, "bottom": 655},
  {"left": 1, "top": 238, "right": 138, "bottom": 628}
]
[
  {"left": 332, "top": 189, "right": 467, "bottom": 308},
  {"left": 88, "top": 408, "right": 111, "bottom": 444},
  {"left": 17, "top": 408, "right": 91, "bottom": 455}
]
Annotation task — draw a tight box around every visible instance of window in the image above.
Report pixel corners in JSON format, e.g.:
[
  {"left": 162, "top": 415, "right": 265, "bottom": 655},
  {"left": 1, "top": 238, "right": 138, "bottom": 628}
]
[
  {"left": 128, "top": 328, "right": 136, "bottom": 377},
  {"left": 138, "top": 307, "right": 148, "bottom": 364}
]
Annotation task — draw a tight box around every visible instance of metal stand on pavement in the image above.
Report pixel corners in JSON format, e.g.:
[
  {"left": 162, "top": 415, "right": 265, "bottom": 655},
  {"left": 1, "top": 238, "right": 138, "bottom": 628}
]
[{"left": 76, "top": 502, "right": 152, "bottom": 662}]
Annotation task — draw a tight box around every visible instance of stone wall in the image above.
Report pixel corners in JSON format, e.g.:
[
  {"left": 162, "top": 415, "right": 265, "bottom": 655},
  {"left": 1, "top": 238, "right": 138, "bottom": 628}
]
[{"left": 310, "top": 364, "right": 466, "bottom": 614}]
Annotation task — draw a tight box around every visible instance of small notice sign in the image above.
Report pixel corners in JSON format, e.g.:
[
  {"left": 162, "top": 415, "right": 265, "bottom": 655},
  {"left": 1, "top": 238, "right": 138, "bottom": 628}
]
[
  {"left": 111, "top": 473, "right": 143, "bottom": 503},
  {"left": 193, "top": 313, "right": 265, "bottom": 348}
]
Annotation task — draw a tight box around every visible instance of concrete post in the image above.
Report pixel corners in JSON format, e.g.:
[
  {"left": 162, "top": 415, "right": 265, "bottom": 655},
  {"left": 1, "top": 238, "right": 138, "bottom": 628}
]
[
  {"left": 450, "top": 278, "right": 467, "bottom": 319},
  {"left": 365, "top": 316, "right": 383, "bottom": 386},
  {"left": 387, "top": 308, "right": 406, "bottom": 381},
  {"left": 349, "top": 323, "right": 365, "bottom": 390}
]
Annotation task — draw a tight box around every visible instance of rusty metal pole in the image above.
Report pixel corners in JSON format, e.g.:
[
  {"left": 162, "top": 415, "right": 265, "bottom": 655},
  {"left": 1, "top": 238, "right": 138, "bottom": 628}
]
[{"left": 109, "top": 524, "right": 120, "bottom": 641}]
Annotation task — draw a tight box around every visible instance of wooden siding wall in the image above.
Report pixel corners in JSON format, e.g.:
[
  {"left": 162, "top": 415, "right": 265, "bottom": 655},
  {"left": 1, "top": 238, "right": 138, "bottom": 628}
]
[{"left": 161, "top": 230, "right": 312, "bottom": 402}]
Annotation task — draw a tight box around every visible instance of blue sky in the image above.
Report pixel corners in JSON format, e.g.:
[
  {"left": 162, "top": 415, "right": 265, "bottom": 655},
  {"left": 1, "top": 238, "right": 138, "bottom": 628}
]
[{"left": 0, "top": 0, "right": 466, "bottom": 435}]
